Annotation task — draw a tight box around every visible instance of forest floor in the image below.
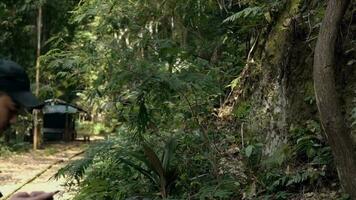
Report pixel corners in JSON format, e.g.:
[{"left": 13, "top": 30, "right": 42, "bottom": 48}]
[{"left": 0, "top": 139, "right": 94, "bottom": 200}]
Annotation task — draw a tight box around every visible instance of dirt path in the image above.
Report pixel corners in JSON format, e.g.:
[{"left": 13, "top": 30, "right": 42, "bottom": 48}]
[{"left": 0, "top": 142, "right": 88, "bottom": 200}]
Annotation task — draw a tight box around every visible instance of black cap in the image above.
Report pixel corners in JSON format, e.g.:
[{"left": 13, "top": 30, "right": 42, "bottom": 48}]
[{"left": 0, "top": 59, "right": 41, "bottom": 109}]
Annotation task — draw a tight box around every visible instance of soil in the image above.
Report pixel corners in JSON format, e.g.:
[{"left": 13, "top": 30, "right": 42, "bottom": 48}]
[{"left": 0, "top": 141, "right": 89, "bottom": 200}]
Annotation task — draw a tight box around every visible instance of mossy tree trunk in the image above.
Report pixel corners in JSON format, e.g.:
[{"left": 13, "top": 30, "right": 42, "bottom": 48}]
[{"left": 313, "top": 0, "right": 356, "bottom": 198}]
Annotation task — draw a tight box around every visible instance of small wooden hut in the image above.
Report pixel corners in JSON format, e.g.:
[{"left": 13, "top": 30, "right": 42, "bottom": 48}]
[{"left": 41, "top": 99, "right": 86, "bottom": 142}]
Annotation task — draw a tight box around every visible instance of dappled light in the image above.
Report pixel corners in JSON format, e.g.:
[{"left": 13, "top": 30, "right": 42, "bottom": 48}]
[{"left": 0, "top": 0, "right": 355, "bottom": 200}]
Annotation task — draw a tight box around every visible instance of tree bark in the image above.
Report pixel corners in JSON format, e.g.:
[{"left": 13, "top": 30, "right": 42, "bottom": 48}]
[
  {"left": 313, "top": 0, "right": 356, "bottom": 198},
  {"left": 33, "top": 5, "right": 42, "bottom": 150}
]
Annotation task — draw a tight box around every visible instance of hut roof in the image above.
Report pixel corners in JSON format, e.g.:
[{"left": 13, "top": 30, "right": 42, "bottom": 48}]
[{"left": 42, "top": 99, "right": 87, "bottom": 114}]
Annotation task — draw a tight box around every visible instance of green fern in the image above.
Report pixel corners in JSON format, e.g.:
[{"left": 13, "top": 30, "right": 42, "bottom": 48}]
[
  {"left": 54, "top": 140, "right": 115, "bottom": 184},
  {"left": 351, "top": 107, "right": 356, "bottom": 127},
  {"left": 223, "top": 6, "right": 264, "bottom": 23}
]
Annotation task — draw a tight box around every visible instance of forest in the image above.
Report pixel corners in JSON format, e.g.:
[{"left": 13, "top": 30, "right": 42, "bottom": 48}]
[{"left": 0, "top": 0, "right": 356, "bottom": 199}]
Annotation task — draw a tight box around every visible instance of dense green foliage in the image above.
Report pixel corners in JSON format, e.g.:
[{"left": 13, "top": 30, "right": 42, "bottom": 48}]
[{"left": 1, "top": 0, "right": 355, "bottom": 199}]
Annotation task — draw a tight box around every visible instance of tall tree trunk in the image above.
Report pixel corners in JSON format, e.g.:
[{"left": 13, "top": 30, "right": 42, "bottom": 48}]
[
  {"left": 33, "top": 5, "right": 42, "bottom": 150},
  {"left": 313, "top": 0, "right": 356, "bottom": 198}
]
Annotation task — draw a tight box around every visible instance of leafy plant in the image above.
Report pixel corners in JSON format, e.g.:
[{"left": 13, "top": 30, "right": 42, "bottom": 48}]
[
  {"left": 121, "top": 138, "right": 178, "bottom": 198},
  {"left": 197, "top": 178, "right": 240, "bottom": 200},
  {"left": 0, "top": 143, "right": 12, "bottom": 157},
  {"left": 223, "top": 6, "right": 265, "bottom": 23},
  {"left": 243, "top": 143, "right": 263, "bottom": 169},
  {"left": 352, "top": 106, "right": 356, "bottom": 127},
  {"left": 261, "top": 167, "right": 326, "bottom": 197},
  {"left": 55, "top": 139, "right": 115, "bottom": 186},
  {"left": 233, "top": 101, "right": 251, "bottom": 120},
  {"left": 56, "top": 136, "right": 179, "bottom": 199},
  {"left": 290, "top": 121, "right": 332, "bottom": 165},
  {"left": 263, "top": 144, "right": 292, "bottom": 168}
]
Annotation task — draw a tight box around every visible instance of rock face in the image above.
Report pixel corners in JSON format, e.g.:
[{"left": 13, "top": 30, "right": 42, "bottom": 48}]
[{"left": 219, "top": 0, "right": 356, "bottom": 156}]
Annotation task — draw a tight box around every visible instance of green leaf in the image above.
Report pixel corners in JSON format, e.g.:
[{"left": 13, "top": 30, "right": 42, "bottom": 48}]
[
  {"left": 143, "top": 143, "right": 168, "bottom": 197},
  {"left": 223, "top": 6, "right": 264, "bottom": 23},
  {"left": 162, "top": 137, "right": 177, "bottom": 171},
  {"left": 245, "top": 145, "right": 254, "bottom": 158},
  {"left": 117, "top": 156, "right": 157, "bottom": 184}
]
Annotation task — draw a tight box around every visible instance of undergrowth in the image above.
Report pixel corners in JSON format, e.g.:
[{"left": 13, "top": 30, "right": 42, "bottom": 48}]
[{"left": 55, "top": 119, "right": 347, "bottom": 200}]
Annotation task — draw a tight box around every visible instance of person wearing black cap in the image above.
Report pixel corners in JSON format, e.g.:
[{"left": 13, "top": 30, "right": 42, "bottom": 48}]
[{"left": 0, "top": 59, "right": 56, "bottom": 200}]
